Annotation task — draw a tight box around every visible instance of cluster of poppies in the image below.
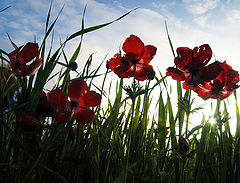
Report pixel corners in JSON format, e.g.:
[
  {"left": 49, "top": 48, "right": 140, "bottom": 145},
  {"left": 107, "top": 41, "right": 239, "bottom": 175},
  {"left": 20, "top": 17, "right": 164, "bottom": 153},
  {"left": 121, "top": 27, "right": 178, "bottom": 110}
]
[
  {"left": 8, "top": 35, "right": 240, "bottom": 132},
  {"left": 8, "top": 42, "right": 101, "bottom": 133},
  {"left": 166, "top": 44, "right": 239, "bottom": 100}
]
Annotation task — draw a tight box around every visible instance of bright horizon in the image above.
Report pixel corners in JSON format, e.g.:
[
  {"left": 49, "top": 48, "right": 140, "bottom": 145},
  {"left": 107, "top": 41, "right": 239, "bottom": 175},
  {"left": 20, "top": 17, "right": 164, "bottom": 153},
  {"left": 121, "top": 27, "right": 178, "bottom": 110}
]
[{"left": 1, "top": 0, "right": 240, "bottom": 133}]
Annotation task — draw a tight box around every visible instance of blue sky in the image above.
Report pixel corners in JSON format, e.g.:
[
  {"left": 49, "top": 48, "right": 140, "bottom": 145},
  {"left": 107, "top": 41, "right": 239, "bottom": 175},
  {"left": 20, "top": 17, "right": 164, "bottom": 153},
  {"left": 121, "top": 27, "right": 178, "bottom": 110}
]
[{"left": 1, "top": 0, "right": 240, "bottom": 131}]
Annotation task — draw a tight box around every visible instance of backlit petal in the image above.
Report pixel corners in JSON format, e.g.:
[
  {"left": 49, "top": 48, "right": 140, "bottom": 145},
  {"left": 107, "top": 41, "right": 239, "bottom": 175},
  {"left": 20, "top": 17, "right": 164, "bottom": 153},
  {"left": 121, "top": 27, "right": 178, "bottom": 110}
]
[
  {"left": 80, "top": 91, "right": 101, "bottom": 107},
  {"left": 48, "top": 88, "right": 68, "bottom": 109},
  {"left": 18, "top": 43, "right": 40, "bottom": 64},
  {"left": 166, "top": 67, "right": 186, "bottom": 81},
  {"left": 22, "top": 58, "right": 43, "bottom": 76},
  {"left": 122, "top": 35, "right": 144, "bottom": 57},
  {"left": 74, "top": 108, "right": 95, "bottom": 124},
  {"left": 193, "top": 44, "right": 212, "bottom": 67},
  {"left": 174, "top": 47, "right": 193, "bottom": 71},
  {"left": 140, "top": 45, "right": 157, "bottom": 64},
  {"left": 68, "top": 80, "right": 87, "bottom": 102}
]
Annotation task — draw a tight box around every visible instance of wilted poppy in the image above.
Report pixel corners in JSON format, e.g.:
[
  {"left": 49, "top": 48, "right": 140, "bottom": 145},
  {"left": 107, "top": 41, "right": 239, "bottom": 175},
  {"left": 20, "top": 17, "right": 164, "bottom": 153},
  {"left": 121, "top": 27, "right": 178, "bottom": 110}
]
[
  {"left": 17, "top": 113, "right": 38, "bottom": 131},
  {"left": 193, "top": 61, "right": 239, "bottom": 100},
  {"left": 48, "top": 80, "right": 101, "bottom": 124},
  {"left": 166, "top": 44, "right": 222, "bottom": 89},
  {"left": 8, "top": 42, "right": 43, "bottom": 77},
  {"left": 108, "top": 35, "right": 157, "bottom": 81}
]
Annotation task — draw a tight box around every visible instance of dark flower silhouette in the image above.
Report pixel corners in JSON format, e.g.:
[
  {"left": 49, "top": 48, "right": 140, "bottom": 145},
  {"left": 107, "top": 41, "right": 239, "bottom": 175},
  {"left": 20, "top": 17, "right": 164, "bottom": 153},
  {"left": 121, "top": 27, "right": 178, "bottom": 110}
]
[
  {"left": 48, "top": 80, "right": 101, "bottom": 124},
  {"left": 108, "top": 35, "right": 157, "bottom": 81},
  {"left": 8, "top": 42, "right": 43, "bottom": 76},
  {"left": 17, "top": 113, "right": 38, "bottom": 131},
  {"left": 166, "top": 44, "right": 222, "bottom": 89},
  {"left": 193, "top": 61, "right": 239, "bottom": 100}
]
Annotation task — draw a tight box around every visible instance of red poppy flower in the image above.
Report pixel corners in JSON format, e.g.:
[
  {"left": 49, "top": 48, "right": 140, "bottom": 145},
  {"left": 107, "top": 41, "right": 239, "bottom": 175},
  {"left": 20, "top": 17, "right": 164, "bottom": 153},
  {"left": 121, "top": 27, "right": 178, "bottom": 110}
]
[
  {"left": 48, "top": 80, "right": 101, "bottom": 124},
  {"left": 193, "top": 61, "right": 239, "bottom": 100},
  {"left": 17, "top": 113, "right": 38, "bottom": 131},
  {"left": 166, "top": 44, "right": 222, "bottom": 89},
  {"left": 8, "top": 42, "right": 43, "bottom": 76},
  {"left": 108, "top": 35, "right": 157, "bottom": 81}
]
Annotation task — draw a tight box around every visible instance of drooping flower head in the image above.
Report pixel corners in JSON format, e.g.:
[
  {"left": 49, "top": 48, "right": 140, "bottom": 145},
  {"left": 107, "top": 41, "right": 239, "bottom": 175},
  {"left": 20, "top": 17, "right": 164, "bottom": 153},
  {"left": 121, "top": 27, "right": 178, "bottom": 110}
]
[
  {"left": 166, "top": 44, "right": 222, "bottom": 89},
  {"left": 193, "top": 61, "right": 239, "bottom": 100},
  {"left": 36, "top": 91, "right": 55, "bottom": 117},
  {"left": 8, "top": 42, "right": 43, "bottom": 77},
  {"left": 108, "top": 35, "right": 157, "bottom": 81},
  {"left": 48, "top": 80, "right": 101, "bottom": 124}
]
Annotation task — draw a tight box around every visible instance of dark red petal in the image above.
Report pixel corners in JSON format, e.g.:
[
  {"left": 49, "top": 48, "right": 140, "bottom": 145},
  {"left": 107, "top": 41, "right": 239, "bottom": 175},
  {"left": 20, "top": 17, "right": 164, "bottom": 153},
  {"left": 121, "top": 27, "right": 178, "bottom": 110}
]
[
  {"left": 80, "top": 91, "right": 101, "bottom": 108},
  {"left": 198, "top": 61, "right": 222, "bottom": 82},
  {"left": 8, "top": 46, "right": 23, "bottom": 59},
  {"left": 68, "top": 80, "right": 87, "bottom": 102},
  {"left": 18, "top": 43, "right": 40, "bottom": 64},
  {"left": 122, "top": 35, "right": 144, "bottom": 57},
  {"left": 54, "top": 111, "right": 71, "bottom": 124},
  {"left": 48, "top": 88, "right": 68, "bottom": 109},
  {"left": 114, "top": 65, "right": 133, "bottom": 78},
  {"left": 192, "top": 85, "right": 212, "bottom": 100},
  {"left": 174, "top": 47, "right": 193, "bottom": 71},
  {"left": 182, "top": 81, "right": 190, "bottom": 90},
  {"left": 218, "top": 90, "right": 233, "bottom": 100},
  {"left": 166, "top": 67, "right": 186, "bottom": 81},
  {"left": 140, "top": 45, "right": 157, "bottom": 64},
  {"left": 74, "top": 108, "right": 95, "bottom": 124},
  {"left": 22, "top": 58, "right": 43, "bottom": 76},
  {"left": 193, "top": 44, "right": 212, "bottom": 67},
  {"left": 135, "top": 64, "right": 153, "bottom": 81},
  {"left": 108, "top": 54, "right": 122, "bottom": 72}
]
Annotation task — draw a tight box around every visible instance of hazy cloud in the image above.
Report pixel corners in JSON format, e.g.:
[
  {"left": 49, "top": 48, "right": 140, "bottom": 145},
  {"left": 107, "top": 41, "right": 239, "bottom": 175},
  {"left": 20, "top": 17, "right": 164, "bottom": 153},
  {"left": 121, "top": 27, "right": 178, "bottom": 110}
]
[{"left": 182, "top": 0, "right": 220, "bottom": 15}]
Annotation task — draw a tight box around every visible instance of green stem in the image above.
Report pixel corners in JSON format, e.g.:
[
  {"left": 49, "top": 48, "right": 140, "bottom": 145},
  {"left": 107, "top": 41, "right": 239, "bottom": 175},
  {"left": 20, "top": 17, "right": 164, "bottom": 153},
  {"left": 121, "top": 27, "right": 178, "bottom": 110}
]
[
  {"left": 185, "top": 85, "right": 192, "bottom": 138},
  {"left": 124, "top": 64, "right": 137, "bottom": 183},
  {"left": 216, "top": 98, "right": 225, "bottom": 183}
]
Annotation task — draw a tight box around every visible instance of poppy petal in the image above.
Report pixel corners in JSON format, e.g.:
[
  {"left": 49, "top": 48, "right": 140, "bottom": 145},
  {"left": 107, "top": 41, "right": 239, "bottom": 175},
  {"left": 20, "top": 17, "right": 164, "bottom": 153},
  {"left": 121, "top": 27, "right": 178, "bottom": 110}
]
[
  {"left": 198, "top": 61, "right": 222, "bottom": 82},
  {"left": 140, "top": 45, "right": 157, "bottom": 64},
  {"left": 135, "top": 64, "right": 153, "bottom": 81},
  {"left": 74, "top": 108, "right": 95, "bottom": 124},
  {"left": 54, "top": 111, "right": 71, "bottom": 124},
  {"left": 68, "top": 80, "right": 87, "bottom": 102},
  {"left": 8, "top": 46, "right": 23, "bottom": 60},
  {"left": 193, "top": 86, "right": 212, "bottom": 100},
  {"left": 166, "top": 67, "right": 186, "bottom": 81},
  {"left": 80, "top": 91, "right": 101, "bottom": 108},
  {"left": 122, "top": 35, "right": 144, "bottom": 57},
  {"left": 18, "top": 43, "right": 40, "bottom": 64},
  {"left": 193, "top": 44, "right": 212, "bottom": 67},
  {"left": 174, "top": 47, "right": 193, "bottom": 71},
  {"left": 22, "top": 58, "right": 43, "bottom": 76},
  {"left": 48, "top": 88, "right": 68, "bottom": 109}
]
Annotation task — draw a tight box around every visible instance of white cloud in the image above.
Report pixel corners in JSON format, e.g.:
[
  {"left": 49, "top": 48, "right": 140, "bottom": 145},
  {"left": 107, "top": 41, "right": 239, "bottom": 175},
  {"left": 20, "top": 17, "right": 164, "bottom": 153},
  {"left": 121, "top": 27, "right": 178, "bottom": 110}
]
[
  {"left": 182, "top": 0, "right": 220, "bottom": 15},
  {"left": 193, "top": 14, "right": 211, "bottom": 26},
  {"left": 228, "top": 10, "right": 240, "bottom": 24}
]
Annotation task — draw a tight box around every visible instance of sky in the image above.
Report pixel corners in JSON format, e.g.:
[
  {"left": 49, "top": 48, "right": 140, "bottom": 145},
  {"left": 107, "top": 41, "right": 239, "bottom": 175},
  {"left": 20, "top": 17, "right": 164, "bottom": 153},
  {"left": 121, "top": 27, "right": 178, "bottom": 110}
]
[{"left": 1, "top": 0, "right": 240, "bottom": 132}]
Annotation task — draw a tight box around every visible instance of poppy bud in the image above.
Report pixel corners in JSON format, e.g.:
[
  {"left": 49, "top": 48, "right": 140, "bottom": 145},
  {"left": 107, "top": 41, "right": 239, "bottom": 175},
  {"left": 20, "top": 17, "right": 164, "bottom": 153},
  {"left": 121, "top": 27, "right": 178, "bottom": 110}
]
[
  {"left": 147, "top": 70, "right": 155, "bottom": 80},
  {"left": 178, "top": 136, "right": 190, "bottom": 152},
  {"left": 69, "top": 62, "right": 78, "bottom": 71}
]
